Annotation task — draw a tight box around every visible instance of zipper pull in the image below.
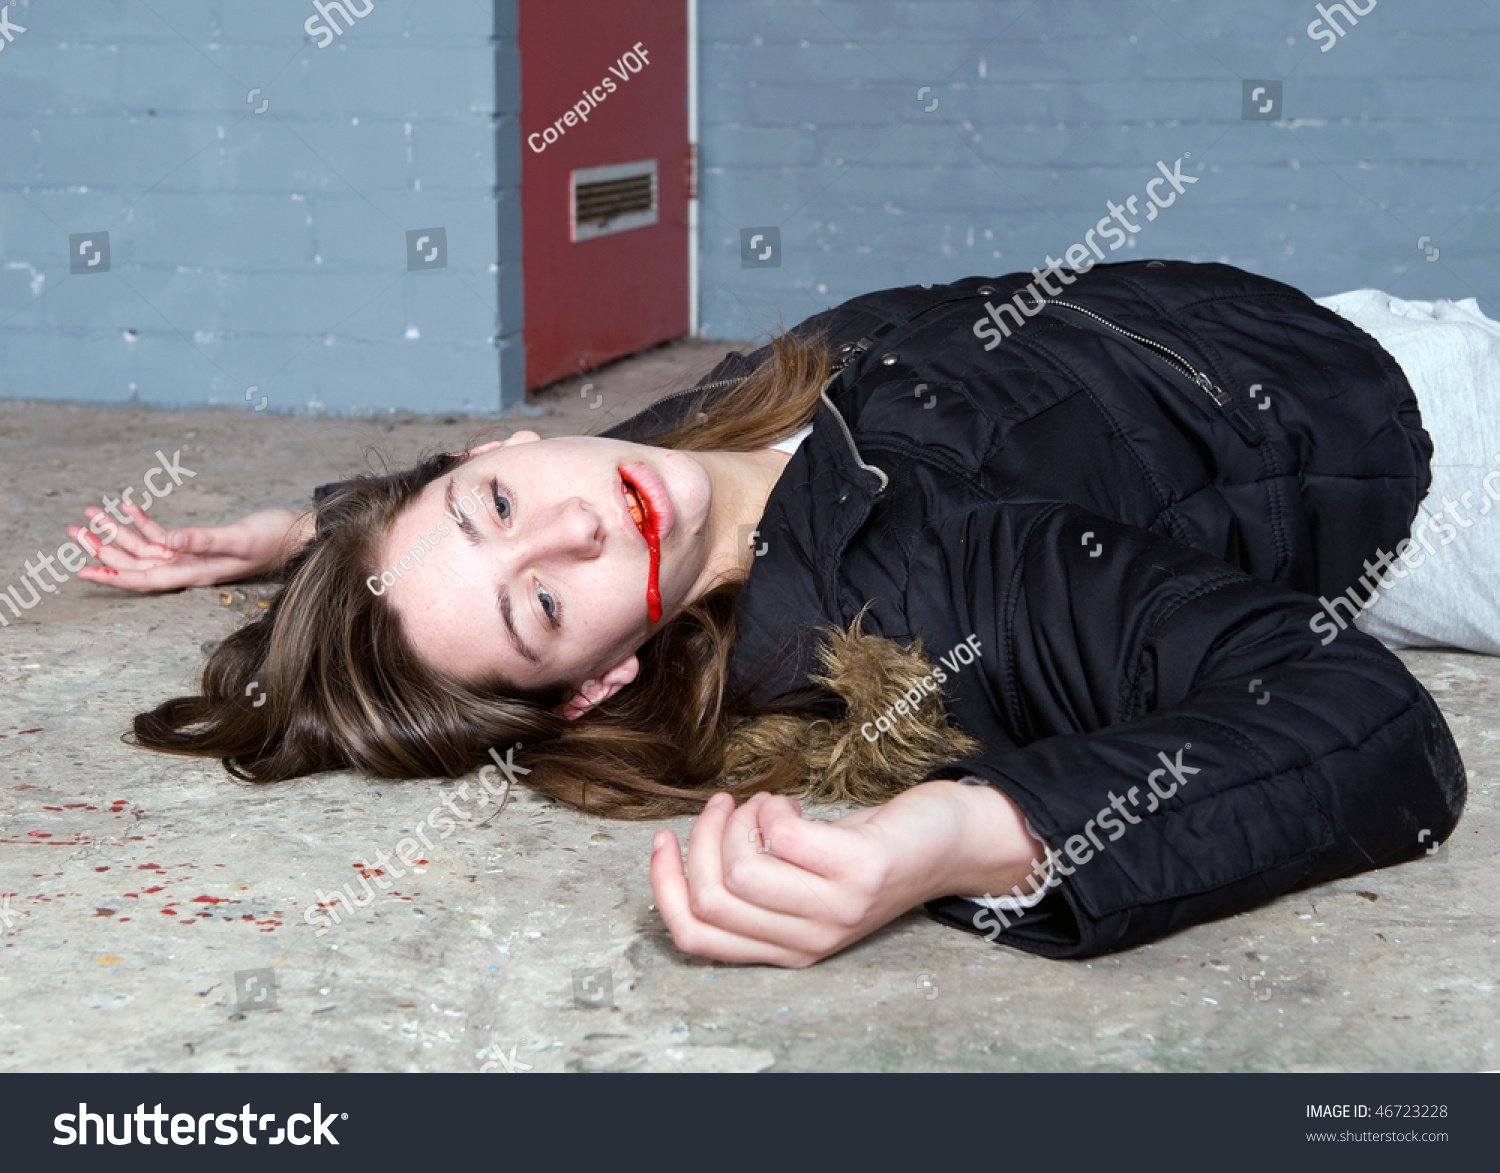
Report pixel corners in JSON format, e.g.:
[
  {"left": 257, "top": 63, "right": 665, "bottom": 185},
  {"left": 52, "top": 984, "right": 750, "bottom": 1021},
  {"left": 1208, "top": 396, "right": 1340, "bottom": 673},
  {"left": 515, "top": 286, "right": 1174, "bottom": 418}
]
[
  {"left": 831, "top": 336, "right": 874, "bottom": 372},
  {"left": 1192, "top": 373, "right": 1230, "bottom": 407},
  {"left": 1197, "top": 373, "right": 1266, "bottom": 446}
]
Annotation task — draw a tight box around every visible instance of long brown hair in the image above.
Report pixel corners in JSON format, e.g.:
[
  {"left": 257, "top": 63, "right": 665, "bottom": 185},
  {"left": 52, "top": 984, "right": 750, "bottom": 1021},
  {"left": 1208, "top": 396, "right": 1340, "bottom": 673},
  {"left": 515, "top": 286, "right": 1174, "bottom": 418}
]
[{"left": 132, "top": 328, "right": 980, "bottom": 818}]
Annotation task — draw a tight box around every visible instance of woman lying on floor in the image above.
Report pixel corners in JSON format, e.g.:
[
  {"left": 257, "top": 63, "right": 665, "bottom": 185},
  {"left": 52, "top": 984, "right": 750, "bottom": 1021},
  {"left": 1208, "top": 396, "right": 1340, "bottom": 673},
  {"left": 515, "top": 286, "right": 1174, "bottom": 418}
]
[{"left": 74, "top": 259, "right": 1473, "bottom": 966}]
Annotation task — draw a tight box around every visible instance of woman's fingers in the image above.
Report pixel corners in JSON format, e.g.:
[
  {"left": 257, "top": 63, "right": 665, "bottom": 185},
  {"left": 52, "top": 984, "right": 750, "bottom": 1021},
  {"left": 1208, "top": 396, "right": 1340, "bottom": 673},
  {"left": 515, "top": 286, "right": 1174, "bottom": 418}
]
[
  {"left": 76, "top": 552, "right": 251, "bottom": 592},
  {"left": 649, "top": 827, "right": 810, "bottom": 966},
  {"left": 827, "top": 804, "right": 881, "bottom": 830},
  {"left": 67, "top": 526, "right": 106, "bottom": 560},
  {"left": 79, "top": 507, "right": 175, "bottom": 562},
  {"left": 682, "top": 792, "right": 735, "bottom": 892},
  {"left": 75, "top": 564, "right": 191, "bottom": 591},
  {"left": 648, "top": 794, "right": 920, "bottom": 967},
  {"left": 756, "top": 797, "right": 868, "bottom": 879},
  {"left": 717, "top": 796, "right": 845, "bottom": 919},
  {"left": 60, "top": 505, "right": 288, "bottom": 594},
  {"left": 679, "top": 795, "right": 824, "bottom": 946},
  {"left": 69, "top": 525, "right": 156, "bottom": 570},
  {"left": 122, "top": 501, "right": 170, "bottom": 546}
]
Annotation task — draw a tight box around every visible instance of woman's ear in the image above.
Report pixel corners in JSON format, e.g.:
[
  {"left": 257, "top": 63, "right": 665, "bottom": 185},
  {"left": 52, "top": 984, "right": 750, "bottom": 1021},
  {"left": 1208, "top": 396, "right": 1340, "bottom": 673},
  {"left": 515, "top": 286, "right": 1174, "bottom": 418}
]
[{"left": 553, "top": 655, "right": 640, "bottom": 721}]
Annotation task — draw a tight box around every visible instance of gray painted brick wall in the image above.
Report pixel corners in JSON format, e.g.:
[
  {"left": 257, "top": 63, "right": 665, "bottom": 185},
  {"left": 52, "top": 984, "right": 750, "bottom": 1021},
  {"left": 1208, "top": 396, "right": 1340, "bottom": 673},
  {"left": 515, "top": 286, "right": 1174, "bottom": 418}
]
[
  {"left": 0, "top": 0, "right": 522, "bottom": 415},
  {"left": 4, "top": 1, "right": 1495, "bottom": 411},
  {"left": 697, "top": 0, "right": 1500, "bottom": 342}
]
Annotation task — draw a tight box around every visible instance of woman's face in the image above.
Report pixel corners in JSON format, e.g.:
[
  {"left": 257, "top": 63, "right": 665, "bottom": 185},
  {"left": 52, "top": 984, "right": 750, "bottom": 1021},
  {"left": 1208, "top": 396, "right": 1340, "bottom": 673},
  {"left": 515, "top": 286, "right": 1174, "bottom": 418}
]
[{"left": 377, "top": 432, "right": 719, "bottom": 698}]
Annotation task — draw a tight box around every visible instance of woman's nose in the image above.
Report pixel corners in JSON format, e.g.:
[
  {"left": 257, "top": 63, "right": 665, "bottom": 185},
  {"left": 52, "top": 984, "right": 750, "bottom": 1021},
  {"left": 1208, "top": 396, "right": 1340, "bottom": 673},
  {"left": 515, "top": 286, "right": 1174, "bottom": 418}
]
[{"left": 524, "top": 498, "right": 602, "bottom": 558}]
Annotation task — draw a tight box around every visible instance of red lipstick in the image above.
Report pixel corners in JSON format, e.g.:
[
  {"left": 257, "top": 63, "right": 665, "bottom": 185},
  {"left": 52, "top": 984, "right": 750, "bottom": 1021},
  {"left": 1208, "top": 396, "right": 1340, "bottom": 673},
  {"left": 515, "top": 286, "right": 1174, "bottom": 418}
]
[{"left": 619, "top": 464, "right": 662, "bottom": 622}]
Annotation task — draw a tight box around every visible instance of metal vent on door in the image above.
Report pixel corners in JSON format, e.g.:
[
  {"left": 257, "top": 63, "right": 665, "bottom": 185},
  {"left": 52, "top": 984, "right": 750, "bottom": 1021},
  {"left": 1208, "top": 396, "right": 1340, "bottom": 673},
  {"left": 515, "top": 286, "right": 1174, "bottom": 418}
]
[{"left": 571, "top": 159, "right": 658, "bottom": 242}]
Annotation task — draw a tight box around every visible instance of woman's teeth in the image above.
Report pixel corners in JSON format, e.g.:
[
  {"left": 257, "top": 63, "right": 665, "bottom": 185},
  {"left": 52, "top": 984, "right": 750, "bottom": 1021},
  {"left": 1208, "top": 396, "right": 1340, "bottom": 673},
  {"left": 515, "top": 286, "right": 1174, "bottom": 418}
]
[{"left": 623, "top": 481, "right": 647, "bottom": 534}]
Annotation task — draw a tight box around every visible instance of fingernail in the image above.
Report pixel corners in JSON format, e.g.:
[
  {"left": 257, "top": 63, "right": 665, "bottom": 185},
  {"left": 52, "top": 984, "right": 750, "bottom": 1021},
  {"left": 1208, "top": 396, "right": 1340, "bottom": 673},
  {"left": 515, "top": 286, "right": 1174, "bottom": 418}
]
[
  {"left": 168, "top": 534, "right": 186, "bottom": 550},
  {"left": 652, "top": 831, "right": 667, "bottom": 852}
]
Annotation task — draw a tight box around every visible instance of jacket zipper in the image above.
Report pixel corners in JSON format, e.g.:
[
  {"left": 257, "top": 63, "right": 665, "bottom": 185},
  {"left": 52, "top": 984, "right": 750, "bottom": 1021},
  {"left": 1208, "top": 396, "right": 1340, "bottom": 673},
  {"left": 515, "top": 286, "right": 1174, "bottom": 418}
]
[
  {"left": 1050, "top": 300, "right": 1264, "bottom": 445},
  {"left": 688, "top": 375, "right": 749, "bottom": 394},
  {"left": 818, "top": 372, "right": 889, "bottom": 492}
]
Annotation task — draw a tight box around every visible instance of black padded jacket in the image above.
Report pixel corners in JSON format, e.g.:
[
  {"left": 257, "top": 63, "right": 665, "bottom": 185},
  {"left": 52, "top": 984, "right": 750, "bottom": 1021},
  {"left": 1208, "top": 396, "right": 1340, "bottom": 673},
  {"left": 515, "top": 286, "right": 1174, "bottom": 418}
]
[{"left": 601, "top": 258, "right": 1466, "bottom": 959}]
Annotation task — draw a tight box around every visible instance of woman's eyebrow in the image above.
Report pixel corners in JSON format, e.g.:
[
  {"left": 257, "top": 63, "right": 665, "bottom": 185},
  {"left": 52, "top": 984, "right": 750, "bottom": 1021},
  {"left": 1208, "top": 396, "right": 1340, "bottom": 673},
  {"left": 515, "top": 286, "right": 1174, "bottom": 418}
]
[
  {"left": 498, "top": 587, "right": 542, "bottom": 665},
  {"left": 446, "top": 478, "right": 483, "bottom": 545},
  {"left": 445, "top": 475, "right": 541, "bottom": 666}
]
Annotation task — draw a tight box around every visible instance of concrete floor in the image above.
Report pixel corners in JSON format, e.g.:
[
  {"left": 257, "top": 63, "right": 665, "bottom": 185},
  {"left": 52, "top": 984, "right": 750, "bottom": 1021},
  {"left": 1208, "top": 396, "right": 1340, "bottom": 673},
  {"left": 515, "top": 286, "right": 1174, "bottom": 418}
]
[{"left": 1, "top": 339, "right": 1496, "bottom": 1073}]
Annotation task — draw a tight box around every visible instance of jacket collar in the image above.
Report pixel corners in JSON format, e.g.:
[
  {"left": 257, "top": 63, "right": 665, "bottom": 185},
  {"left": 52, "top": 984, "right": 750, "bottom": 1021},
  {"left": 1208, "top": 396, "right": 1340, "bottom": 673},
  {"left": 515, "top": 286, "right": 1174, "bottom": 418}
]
[{"left": 724, "top": 373, "right": 888, "bottom": 709}]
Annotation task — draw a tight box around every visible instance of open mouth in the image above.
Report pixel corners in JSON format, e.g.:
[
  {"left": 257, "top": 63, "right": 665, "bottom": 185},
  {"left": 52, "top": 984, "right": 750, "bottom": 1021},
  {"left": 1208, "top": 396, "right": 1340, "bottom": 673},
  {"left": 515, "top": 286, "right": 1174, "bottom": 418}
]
[{"left": 621, "top": 475, "right": 650, "bottom": 538}]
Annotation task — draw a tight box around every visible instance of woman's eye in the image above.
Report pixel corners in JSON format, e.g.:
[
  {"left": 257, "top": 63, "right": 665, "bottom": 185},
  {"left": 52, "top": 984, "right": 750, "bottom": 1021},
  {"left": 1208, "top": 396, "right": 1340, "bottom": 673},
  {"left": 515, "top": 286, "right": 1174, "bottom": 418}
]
[
  {"left": 491, "top": 481, "right": 512, "bottom": 523},
  {"left": 536, "top": 583, "right": 559, "bottom": 626}
]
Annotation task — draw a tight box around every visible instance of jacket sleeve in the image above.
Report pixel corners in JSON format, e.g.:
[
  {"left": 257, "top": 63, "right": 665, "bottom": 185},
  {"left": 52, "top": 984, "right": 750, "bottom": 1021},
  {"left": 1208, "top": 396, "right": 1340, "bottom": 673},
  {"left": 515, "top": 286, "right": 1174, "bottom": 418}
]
[{"left": 919, "top": 502, "right": 1466, "bottom": 958}]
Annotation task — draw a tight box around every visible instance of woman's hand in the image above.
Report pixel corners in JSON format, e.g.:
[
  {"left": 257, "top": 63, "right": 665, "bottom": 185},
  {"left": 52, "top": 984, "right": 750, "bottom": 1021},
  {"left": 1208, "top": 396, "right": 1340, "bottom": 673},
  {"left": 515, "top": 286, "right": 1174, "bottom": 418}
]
[
  {"left": 648, "top": 778, "right": 1046, "bottom": 968},
  {"left": 69, "top": 504, "right": 314, "bottom": 593}
]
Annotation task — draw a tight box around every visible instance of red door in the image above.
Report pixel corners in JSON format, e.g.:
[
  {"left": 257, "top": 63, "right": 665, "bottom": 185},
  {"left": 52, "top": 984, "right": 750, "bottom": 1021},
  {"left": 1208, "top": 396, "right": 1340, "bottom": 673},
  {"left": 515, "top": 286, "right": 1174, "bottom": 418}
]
[{"left": 518, "top": 1, "right": 690, "bottom": 391}]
